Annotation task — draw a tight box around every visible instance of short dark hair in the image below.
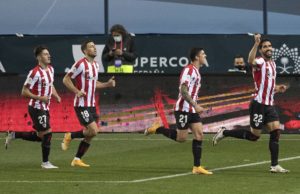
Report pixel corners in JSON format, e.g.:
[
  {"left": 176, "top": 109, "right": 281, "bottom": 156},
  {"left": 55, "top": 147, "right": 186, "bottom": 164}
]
[
  {"left": 110, "top": 24, "right": 127, "bottom": 36},
  {"left": 259, "top": 38, "right": 271, "bottom": 49},
  {"left": 33, "top": 45, "right": 48, "bottom": 58},
  {"left": 81, "top": 40, "right": 94, "bottom": 53},
  {"left": 234, "top": 54, "right": 244, "bottom": 59},
  {"left": 189, "top": 48, "right": 204, "bottom": 61}
]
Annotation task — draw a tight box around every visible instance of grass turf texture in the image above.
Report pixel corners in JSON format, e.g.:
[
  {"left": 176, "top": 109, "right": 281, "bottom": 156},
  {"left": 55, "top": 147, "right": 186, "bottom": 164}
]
[{"left": 0, "top": 133, "right": 300, "bottom": 194}]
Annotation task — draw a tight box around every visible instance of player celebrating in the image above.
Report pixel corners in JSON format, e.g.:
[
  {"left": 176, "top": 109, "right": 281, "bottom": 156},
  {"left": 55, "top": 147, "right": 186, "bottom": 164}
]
[
  {"left": 145, "top": 48, "right": 213, "bottom": 175},
  {"left": 213, "top": 34, "right": 289, "bottom": 173},
  {"left": 5, "top": 45, "right": 61, "bottom": 169},
  {"left": 62, "top": 40, "right": 115, "bottom": 167}
]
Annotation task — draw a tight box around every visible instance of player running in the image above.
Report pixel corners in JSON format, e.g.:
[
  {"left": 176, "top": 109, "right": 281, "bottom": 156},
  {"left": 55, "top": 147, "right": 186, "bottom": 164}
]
[
  {"left": 213, "top": 34, "right": 289, "bottom": 173},
  {"left": 5, "top": 45, "right": 61, "bottom": 169},
  {"left": 145, "top": 47, "right": 213, "bottom": 175},
  {"left": 61, "top": 40, "right": 115, "bottom": 167}
]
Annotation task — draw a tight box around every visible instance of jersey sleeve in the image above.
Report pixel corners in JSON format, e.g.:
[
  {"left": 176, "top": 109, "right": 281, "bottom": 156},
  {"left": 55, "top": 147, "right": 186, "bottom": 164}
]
[
  {"left": 68, "top": 62, "right": 83, "bottom": 79},
  {"left": 180, "top": 67, "right": 193, "bottom": 86},
  {"left": 24, "top": 70, "right": 39, "bottom": 88},
  {"left": 254, "top": 57, "right": 264, "bottom": 68}
]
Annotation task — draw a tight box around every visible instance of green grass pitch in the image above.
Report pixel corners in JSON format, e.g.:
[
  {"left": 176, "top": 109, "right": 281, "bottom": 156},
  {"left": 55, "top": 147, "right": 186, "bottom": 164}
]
[{"left": 0, "top": 133, "right": 300, "bottom": 194}]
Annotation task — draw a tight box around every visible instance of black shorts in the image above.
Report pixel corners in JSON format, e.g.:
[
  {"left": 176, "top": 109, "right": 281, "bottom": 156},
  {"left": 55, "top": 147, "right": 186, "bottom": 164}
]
[
  {"left": 174, "top": 111, "right": 202, "bottom": 130},
  {"left": 74, "top": 107, "right": 99, "bottom": 126},
  {"left": 249, "top": 100, "right": 279, "bottom": 129},
  {"left": 28, "top": 106, "right": 51, "bottom": 132}
]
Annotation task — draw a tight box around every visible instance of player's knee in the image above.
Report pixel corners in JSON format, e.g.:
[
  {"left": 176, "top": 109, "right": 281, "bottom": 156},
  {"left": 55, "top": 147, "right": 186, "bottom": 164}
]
[
  {"left": 86, "top": 129, "right": 97, "bottom": 138},
  {"left": 176, "top": 137, "right": 187, "bottom": 143},
  {"left": 194, "top": 132, "right": 203, "bottom": 141}
]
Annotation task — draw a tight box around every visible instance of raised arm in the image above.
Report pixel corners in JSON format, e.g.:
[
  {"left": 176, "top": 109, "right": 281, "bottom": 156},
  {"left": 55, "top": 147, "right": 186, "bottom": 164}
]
[{"left": 248, "top": 34, "right": 261, "bottom": 65}]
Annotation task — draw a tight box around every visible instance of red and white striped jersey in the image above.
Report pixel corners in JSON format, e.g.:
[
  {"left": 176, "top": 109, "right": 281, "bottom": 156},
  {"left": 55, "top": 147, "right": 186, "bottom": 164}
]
[
  {"left": 24, "top": 65, "right": 54, "bottom": 110},
  {"left": 68, "top": 58, "right": 99, "bottom": 107},
  {"left": 252, "top": 57, "right": 276, "bottom": 105},
  {"left": 175, "top": 64, "right": 201, "bottom": 113}
]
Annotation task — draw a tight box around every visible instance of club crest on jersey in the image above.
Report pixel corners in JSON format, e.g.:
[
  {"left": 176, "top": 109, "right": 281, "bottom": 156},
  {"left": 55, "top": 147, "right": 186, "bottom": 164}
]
[
  {"left": 71, "top": 67, "right": 77, "bottom": 73},
  {"left": 272, "top": 44, "right": 300, "bottom": 74},
  {"left": 26, "top": 77, "right": 33, "bottom": 85},
  {"left": 182, "top": 74, "right": 191, "bottom": 82}
]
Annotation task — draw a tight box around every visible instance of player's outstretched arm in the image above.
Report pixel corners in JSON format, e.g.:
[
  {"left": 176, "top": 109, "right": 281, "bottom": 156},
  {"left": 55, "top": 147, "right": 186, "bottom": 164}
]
[
  {"left": 248, "top": 34, "right": 261, "bottom": 65},
  {"left": 274, "top": 84, "right": 288, "bottom": 93},
  {"left": 96, "top": 76, "right": 116, "bottom": 89}
]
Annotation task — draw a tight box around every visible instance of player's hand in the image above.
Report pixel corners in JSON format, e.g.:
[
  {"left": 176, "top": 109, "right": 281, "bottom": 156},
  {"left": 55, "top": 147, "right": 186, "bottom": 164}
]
[
  {"left": 55, "top": 95, "right": 61, "bottom": 103},
  {"left": 254, "top": 34, "right": 261, "bottom": 45},
  {"left": 108, "top": 76, "right": 116, "bottom": 87},
  {"left": 76, "top": 90, "right": 86, "bottom": 98},
  {"left": 114, "top": 49, "right": 123, "bottom": 56},
  {"left": 39, "top": 96, "right": 50, "bottom": 103},
  {"left": 194, "top": 104, "right": 205, "bottom": 114},
  {"left": 277, "top": 84, "right": 288, "bottom": 93}
]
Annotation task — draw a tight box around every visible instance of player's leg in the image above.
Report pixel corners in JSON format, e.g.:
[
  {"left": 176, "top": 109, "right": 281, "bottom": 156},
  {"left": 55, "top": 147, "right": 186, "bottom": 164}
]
[
  {"left": 4, "top": 131, "right": 41, "bottom": 149},
  {"left": 213, "top": 100, "right": 261, "bottom": 146},
  {"left": 37, "top": 128, "right": 58, "bottom": 169},
  {"left": 190, "top": 123, "right": 203, "bottom": 168},
  {"left": 71, "top": 122, "right": 97, "bottom": 167},
  {"left": 144, "top": 122, "right": 187, "bottom": 142},
  {"left": 265, "top": 107, "right": 289, "bottom": 173},
  {"left": 144, "top": 111, "right": 189, "bottom": 142},
  {"left": 189, "top": 115, "right": 212, "bottom": 175},
  {"left": 70, "top": 107, "right": 98, "bottom": 167},
  {"left": 144, "top": 121, "right": 178, "bottom": 141},
  {"left": 62, "top": 107, "right": 95, "bottom": 151},
  {"left": 224, "top": 127, "right": 261, "bottom": 140},
  {"left": 62, "top": 129, "right": 85, "bottom": 145},
  {"left": 213, "top": 127, "right": 261, "bottom": 146},
  {"left": 62, "top": 115, "right": 98, "bottom": 146},
  {"left": 5, "top": 107, "right": 44, "bottom": 149},
  {"left": 36, "top": 110, "right": 57, "bottom": 169}
]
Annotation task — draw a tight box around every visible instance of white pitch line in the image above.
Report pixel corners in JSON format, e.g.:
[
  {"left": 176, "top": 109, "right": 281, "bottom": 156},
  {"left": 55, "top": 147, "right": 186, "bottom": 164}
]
[
  {"left": 0, "top": 155, "right": 299, "bottom": 184},
  {"left": 130, "top": 155, "right": 300, "bottom": 183}
]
